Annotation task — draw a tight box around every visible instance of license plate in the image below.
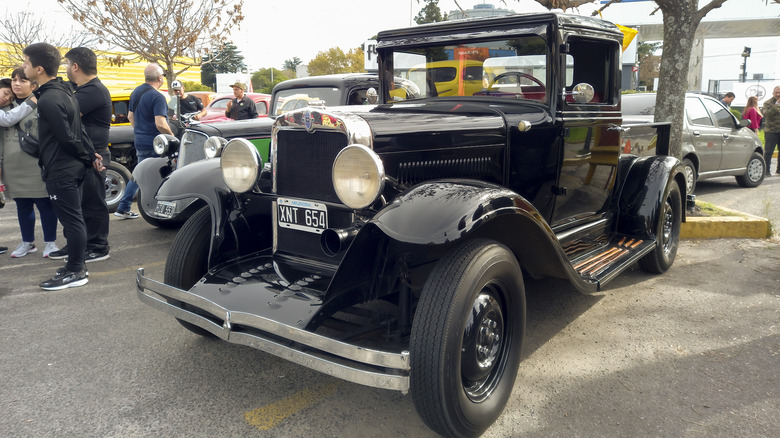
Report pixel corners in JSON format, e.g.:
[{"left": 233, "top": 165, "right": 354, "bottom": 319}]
[
  {"left": 277, "top": 197, "right": 327, "bottom": 234},
  {"left": 154, "top": 201, "right": 176, "bottom": 218}
]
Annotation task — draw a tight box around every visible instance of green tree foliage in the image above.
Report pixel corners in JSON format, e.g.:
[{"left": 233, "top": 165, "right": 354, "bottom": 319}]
[
  {"left": 200, "top": 43, "right": 247, "bottom": 90},
  {"left": 182, "top": 80, "right": 212, "bottom": 91},
  {"left": 415, "top": 0, "right": 447, "bottom": 24},
  {"left": 252, "top": 68, "right": 288, "bottom": 94},
  {"left": 283, "top": 57, "right": 302, "bottom": 78},
  {"left": 307, "top": 47, "right": 365, "bottom": 76}
]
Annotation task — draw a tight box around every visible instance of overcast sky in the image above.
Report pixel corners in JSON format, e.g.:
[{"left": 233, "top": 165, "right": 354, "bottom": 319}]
[{"left": 3, "top": 0, "right": 778, "bottom": 88}]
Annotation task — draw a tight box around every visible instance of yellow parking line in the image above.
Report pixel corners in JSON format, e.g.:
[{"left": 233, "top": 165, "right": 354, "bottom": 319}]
[{"left": 244, "top": 381, "right": 339, "bottom": 431}]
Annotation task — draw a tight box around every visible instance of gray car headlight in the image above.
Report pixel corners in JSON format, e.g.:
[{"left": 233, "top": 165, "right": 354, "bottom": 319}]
[
  {"left": 221, "top": 138, "right": 262, "bottom": 193},
  {"left": 153, "top": 134, "right": 178, "bottom": 156},
  {"left": 332, "top": 144, "right": 384, "bottom": 209},
  {"left": 204, "top": 136, "right": 227, "bottom": 159}
]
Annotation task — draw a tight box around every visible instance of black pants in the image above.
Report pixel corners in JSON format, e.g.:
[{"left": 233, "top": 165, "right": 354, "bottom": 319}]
[
  {"left": 46, "top": 174, "right": 86, "bottom": 272},
  {"left": 82, "top": 149, "right": 111, "bottom": 252},
  {"left": 765, "top": 132, "right": 780, "bottom": 174}
]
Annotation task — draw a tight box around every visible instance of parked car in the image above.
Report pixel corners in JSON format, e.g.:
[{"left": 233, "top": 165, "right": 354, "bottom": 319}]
[
  {"left": 622, "top": 92, "right": 765, "bottom": 193},
  {"left": 137, "top": 13, "right": 685, "bottom": 437},
  {"left": 134, "top": 73, "right": 384, "bottom": 227},
  {"left": 198, "top": 93, "right": 271, "bottom": 123}
]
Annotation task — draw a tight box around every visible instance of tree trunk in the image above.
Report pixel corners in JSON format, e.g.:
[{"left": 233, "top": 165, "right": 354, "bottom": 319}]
[
  {"left": 653, "top": 0, "right": 728, "bottom": 158},
  {"left": 654, "top": 0, "right": 699, "bottom": 159}
]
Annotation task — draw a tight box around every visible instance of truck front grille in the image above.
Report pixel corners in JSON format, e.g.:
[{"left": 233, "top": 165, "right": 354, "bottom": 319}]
[{"left": 275, "top": 130, "right": 348, "bottom": 203}]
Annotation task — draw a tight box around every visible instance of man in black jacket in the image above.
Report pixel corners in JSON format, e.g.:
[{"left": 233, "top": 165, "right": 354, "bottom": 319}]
[
  {"left": 23, "top": 42, "right": 101, "bottom": 290},
  {"left": 45, "top": 47, "right": 112, "bottom": 263}
]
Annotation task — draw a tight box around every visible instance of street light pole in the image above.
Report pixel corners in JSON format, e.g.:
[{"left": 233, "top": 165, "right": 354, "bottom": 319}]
[{"left": 741, "top": 46, "right": 751, "bottom": 83}]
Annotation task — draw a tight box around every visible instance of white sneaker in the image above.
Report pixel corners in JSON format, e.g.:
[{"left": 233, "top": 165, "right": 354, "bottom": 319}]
[
  {"left": 11, "top": 242, "right": 37, "bottom": 258},
  {"left": 42, "top": 242, "right": 60, "bottom": 258}
]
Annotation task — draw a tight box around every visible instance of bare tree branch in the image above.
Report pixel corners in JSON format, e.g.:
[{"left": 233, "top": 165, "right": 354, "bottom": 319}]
[
  {"left": 56, "top": 0, "right": 244, "bottom": 90},
  {"left": 0, "top": 11, "right": 98, "bottom": 74}
]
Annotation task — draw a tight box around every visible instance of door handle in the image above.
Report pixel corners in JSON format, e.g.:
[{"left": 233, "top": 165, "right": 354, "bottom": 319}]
[
  {"left": 722, "top": 133, "right": 730, "bottom": 139},
  {"left": 692, "top": 131, "right": 701, "bottom": 136}
]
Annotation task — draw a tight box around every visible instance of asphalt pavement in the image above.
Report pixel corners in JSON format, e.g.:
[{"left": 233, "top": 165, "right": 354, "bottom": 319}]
[{"left": 0, "top": 175, "right": 777, "bottom": 437}]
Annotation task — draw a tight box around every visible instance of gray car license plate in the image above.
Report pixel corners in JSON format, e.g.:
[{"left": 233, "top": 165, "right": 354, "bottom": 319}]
[
  {"left": 277, "top": 197, "right": 327, "bottom": 234},
  {"left": 154, "top": 201, "right": 176, "bottom": 219}
]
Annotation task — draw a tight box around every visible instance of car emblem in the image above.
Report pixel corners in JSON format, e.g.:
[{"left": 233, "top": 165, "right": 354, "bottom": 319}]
[{"left": 304, "top": 110, "right": 313, "bottom": 132}]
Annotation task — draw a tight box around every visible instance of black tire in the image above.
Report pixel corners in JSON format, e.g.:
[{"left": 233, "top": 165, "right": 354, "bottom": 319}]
[
  {"left": 410, "top": 239, "right": 525, "bottom": 438},
  {"left": 682, "top": 158, "right": 697, "bottom": 194},
  {"left": 138, "top": 188, "right": 181, "bottom": 229},
  {"left": 164, "top": 206, "right": 215, "bottom": 338},
  {"left": 735, "top": 151, "right": 765, "bottom": 188},
  {"left": 104, "top": 161, "right": 132, "bottom": 213},
  {"left": 639, "top": 180, "right": 682, "bottom": 274}
]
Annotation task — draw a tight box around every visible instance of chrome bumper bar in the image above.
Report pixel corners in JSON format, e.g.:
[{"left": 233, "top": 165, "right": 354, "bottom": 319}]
[{"left": 136, "top": 269, "right": 410, "bottom": 392}]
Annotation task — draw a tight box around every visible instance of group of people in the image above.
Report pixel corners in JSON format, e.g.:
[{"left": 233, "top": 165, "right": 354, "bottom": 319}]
[
  {"left": 739, "top": 86, "right": 780, "bottom": 176},
  {"left": 0, "top": 44, "right": 113, "bottom": 290}
]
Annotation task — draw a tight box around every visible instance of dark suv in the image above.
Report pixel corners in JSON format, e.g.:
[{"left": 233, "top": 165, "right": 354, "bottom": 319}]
[{"left": 137, "top": 13, "right": 684, "bottom": 437}]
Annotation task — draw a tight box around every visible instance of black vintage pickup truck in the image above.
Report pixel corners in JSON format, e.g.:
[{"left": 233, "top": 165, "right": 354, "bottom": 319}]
[{"left": 137, "top": 13, "right": 684, "bottom": 437}]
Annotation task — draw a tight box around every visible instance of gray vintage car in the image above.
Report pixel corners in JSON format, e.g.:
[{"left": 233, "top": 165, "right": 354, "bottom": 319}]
[
  {"left": 622, "top": 92, "right": 765, "bottom": 193},
  {"left": 133, "top": 73, "right": 384, "bottom": 227}
]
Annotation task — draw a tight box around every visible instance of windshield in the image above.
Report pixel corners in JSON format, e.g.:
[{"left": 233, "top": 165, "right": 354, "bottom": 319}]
[
  {"left": 386, "top": 35, "right": 549, "bottom": 103},
  {"left": 272, "top": 87, "right": 343, "bottom": 115}
]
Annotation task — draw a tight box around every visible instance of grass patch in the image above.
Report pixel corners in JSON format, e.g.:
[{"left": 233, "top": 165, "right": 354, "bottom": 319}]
[{"left": 689, "top": 200, "right": 747, "bottom": 218}]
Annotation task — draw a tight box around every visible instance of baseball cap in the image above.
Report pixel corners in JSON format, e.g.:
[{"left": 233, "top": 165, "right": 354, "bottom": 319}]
[
  {"left": 171, "top": 80, "right": 182, "bottom": 90},
  {"left": 230, "top": 81, "right": 247, "bottom": 91}
]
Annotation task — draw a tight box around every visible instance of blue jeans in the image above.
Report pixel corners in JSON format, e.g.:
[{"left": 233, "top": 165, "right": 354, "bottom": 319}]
[
  {"left": 117, "top": 149, "right": 155, "bottom": 213},
  {"left": 15, "top": 197, "right": 58, "bottom": 243}
]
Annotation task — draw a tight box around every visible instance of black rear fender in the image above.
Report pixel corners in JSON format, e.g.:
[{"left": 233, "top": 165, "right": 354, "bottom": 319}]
[{"left": 616, "top": 155, "right": 686, "bottom": 239}]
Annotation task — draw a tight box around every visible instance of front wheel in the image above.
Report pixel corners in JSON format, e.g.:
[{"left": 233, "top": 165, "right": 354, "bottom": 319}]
[
  {"left": 104, "top": 161, "right": 132, "bottom": 213},
  {"left": 138, "top": 188, "right": 181, "bottom": 229},
  {"left": 164, "top": 206, "right": 215, "bottom": 338},
  {"left": 410, "top": 239, "right": 525, "bottom": 438},
  {"left": 682, "top": 158, "right": 697, "bottom": 194},
  {"left": 735, "top": 151, "right": 765, "bottom": 188},
  {"left": 639, "top": 180, "right": 682, "bottom": 274}
]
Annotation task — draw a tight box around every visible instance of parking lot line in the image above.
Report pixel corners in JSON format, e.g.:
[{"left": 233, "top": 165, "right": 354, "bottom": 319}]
[{"left": 244, "top": 381, "right": 339, "bottom": 430}]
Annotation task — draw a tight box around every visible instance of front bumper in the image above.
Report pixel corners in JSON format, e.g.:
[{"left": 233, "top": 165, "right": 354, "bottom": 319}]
[{"left": 136, "top": 268, "right": 410, "bottom": 392}]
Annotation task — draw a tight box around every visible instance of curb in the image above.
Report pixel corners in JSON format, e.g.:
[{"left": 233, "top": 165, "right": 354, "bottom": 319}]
[{"left": 681, "top": 206, "right": 771, "bottom": 239}]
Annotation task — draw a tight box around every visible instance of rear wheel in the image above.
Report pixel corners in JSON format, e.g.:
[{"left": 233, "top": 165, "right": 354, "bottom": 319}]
[
  {"left": 639, "top": 180, "right": 682, "bottom": 274},
  {"left": 164, "top": 206, "right": 215, "bottom": 337},
  {"left": 410, "top": 239, "right": 525, "bottom": 438},
  {"left": 104, "top": 161, "right": 131, "bottom": 213},
  {"left": 735, "top": 151, "right": 765, "bottom": 188}
]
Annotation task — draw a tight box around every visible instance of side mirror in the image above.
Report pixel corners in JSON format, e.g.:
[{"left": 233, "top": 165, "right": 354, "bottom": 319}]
[
  {"left": 564, "top": 83, "right": 595, "bottom": 103},
  {"left": 738, "top": 119, "right": 750, "bottom": 128}
]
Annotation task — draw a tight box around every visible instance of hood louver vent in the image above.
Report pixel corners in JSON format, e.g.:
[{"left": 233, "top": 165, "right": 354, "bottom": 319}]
[{"left": 397, "top": 157, "right": 492, "bottom": 185}]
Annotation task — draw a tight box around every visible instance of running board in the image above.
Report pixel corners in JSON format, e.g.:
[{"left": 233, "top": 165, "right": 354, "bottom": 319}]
[{"left": 570, "top": 237, "right": 655, "bottom": 289}]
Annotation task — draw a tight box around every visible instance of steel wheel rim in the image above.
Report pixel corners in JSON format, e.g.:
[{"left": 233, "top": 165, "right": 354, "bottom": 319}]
[
  {"left": 661, "top": 196, "right": 675, "bottom": 255},
  {"left": 105, "top": 170, "right": 127, "bottom": 204},
  {"left": 747, "top": 157, "right": 764, "bottom": 182},
  {"left": 684, "top": 164, "right": 695, "bottom": 193},
  {"left": 461, "top": 285, "right": 509, "bottom": 402}
]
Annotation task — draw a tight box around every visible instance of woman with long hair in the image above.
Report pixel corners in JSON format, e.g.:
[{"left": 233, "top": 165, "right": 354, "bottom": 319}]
[
  {"left": 0, "top": 67, "right": 60, "bottom": 258},
  {"left": 742, "top": 95, "right": 763, "bottom": 132}
]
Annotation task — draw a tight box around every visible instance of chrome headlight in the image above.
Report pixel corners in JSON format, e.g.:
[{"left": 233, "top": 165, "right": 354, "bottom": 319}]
[
  {"left": 221, "top": 138, "right": 262, "bottom": 193},
  {"left": 153, "top": 134, "right": 179, "bottom": 156},
  {"left": 204, "top": 136, "right": 227, "bottom": 159},
  {"left": 332, "top": 144, "right": 384, "bottom": 209}
]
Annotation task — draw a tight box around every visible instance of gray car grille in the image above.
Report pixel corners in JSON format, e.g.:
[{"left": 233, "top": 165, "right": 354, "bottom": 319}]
[
  {"left": 275, "top": 130, "right": 348, "bottom": 203},
  {"left": 178, "top": 131, "right": 208, "bottom": 169}
]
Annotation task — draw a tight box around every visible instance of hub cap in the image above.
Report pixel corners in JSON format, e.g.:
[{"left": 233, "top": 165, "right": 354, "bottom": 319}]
[{"left": 461, "top": 287, "right": 507, "bottom": 402}]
